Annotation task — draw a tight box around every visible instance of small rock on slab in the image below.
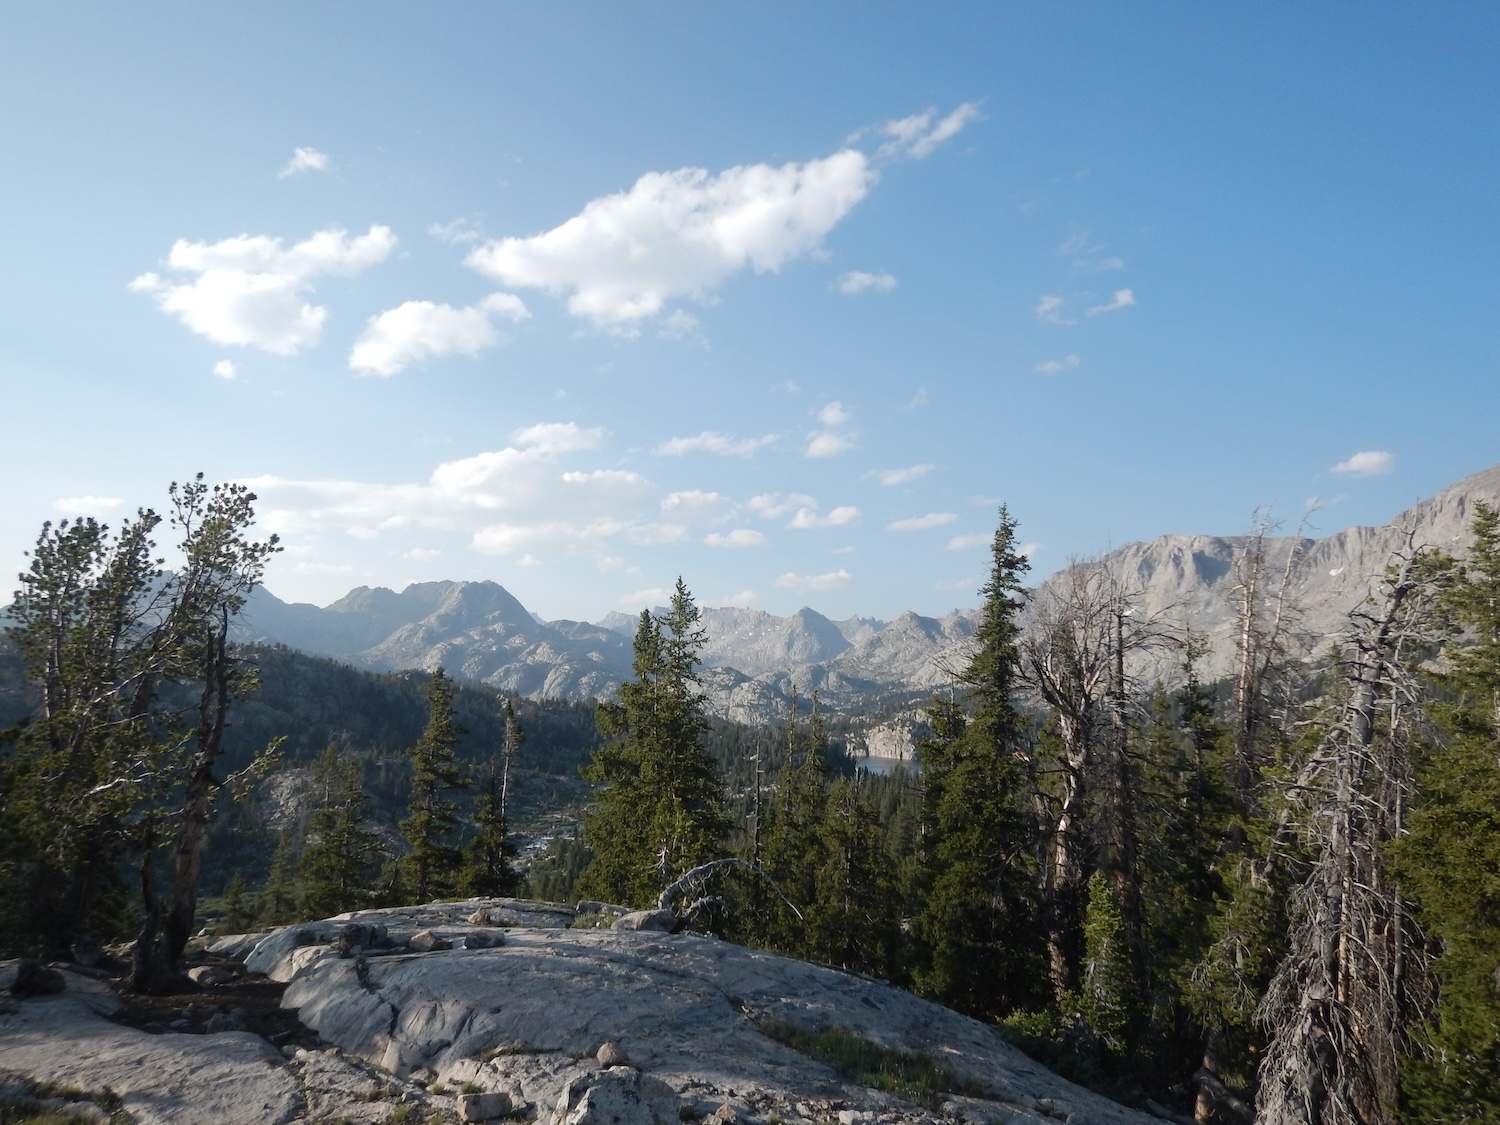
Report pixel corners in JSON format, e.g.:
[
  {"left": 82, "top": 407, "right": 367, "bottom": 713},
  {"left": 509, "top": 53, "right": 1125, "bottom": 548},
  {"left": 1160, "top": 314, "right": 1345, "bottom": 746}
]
[
  {"left": 409, "top": 930, "right": 453, "bottom": 953},
  {"left": 612, "top": 910, "right": 677, "bottom": 932},
  {"left": 188, "top": 965, "right": 236, "bottom": 987},
  {"left": 459, "top": 1090, "right": 513, "bottom": 1121},
  {"left": 595, "top": 1041, "right": 628, "bottom": 1067}
]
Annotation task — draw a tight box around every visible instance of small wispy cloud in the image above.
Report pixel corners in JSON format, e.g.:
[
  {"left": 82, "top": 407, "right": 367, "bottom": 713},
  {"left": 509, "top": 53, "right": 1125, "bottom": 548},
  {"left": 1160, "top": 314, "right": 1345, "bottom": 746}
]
[
  {"left": 1086, "top": 288, "right": 1135, "bottom": 316},
  {"left": 704, "top": 529, "right": 765, "bottom": 548},
  {"left": 212, "top": 359, "right": 238, "bottom": 380},
  {"left": 53, "top": 495, "right": 123, "bottom": 513},
  {"left": 1330, "top": 450, "right": 1394, "bottom": 478},
  {"left": 723, "top": 589, "right": 758, "bottom": 606},
  {"left": 349, "top": 292, "right": 529, "bottom": 376},
  {"left": 620, "top": 587, "right": 671, "bottom": 606},
  {"left": 429, "top": 218, "right": 484, "bottom": 245},
  {"left": 946, "top": 533, "right": 989, "bottom": 551},
  {"left": 402, "top": 547, "right": 442, "bottom": 561},
  {"left": 887, "top": 512, "right": 957, "bottom": 532},
  {"left": 1035, "top": 295, "right": 1075, "bottom": 326},
  {"left": 789, "top": 506, "right": 860, "bottom": 530},
  {"left": 1096, "top": 257, "right": 1125, "bottom": 271},
  {"left": 655, "top": 431, "right": 776, "bottom": 457},
  {"left": 278, "top": 147, "right": 330, "bottom": 178},
  {"left": 838, "top": 270, "right": 897, "bottom": 295},
  {"left": 817, "top": 401, "right": 851, "bottom": 426},
  {"left": 807, "top": 432, "right": 855, "bottom": 458},
  {"left": 749, "top": 492, "right": 817, "bottom": 520},
  {"left": 905, "top": 386, "right": 929, "bottom": 409},
  {"left": 873, "top": 463, "right": 935, "bottom": 487},
  {"left": 875, "top": 103, "right": 983, "bottom": 161},
  {"left": 1035, "top": 355, "right": 1080, "bottom": 375},
  {"left": 659, "top": 309, "right": 703, "bottom": 341},
  {"left": 774, "top": 568, "right": 852, "bottom": 592},
  {"left": 936, "top": 575, "right": 978, "bottom": 591}
]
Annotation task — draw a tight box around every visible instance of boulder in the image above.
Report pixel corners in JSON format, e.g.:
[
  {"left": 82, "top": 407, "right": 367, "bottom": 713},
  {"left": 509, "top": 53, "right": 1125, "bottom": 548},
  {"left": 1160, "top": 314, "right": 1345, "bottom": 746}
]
[
  {"left": 596, "top": 1041, "right": 628, "bottom": 1067},
  {"left": 188, "top": 965, "right": 235, "bottom": 987},
  {"left": 612, "top": 910, "right": 677, "bottom": 932},
  {"left": 7, "top": 960, "right": 65, "bottom": 997},
  {"left": 459, "top": 1089, "right": 513, "bottom": 1121},
  {"left": 409, "top": 930, "right": 453, "bottom": 953},
  {"left": 554, "top": 1066, "right": 678, "bottom": 1125}
]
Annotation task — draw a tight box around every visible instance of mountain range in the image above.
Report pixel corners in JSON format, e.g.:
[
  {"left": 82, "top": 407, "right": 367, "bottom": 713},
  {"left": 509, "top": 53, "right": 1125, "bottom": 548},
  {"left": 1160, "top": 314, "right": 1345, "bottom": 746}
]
[{"left": 229, "top": 461, "right": 1500, "bottom": 735}]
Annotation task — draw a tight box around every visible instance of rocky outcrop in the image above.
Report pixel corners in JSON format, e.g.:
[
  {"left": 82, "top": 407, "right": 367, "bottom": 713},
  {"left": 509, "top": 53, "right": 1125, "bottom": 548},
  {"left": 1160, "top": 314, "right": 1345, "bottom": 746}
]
[{"left": 248, "top": 899, "right": 1156, "bottom": 1125}]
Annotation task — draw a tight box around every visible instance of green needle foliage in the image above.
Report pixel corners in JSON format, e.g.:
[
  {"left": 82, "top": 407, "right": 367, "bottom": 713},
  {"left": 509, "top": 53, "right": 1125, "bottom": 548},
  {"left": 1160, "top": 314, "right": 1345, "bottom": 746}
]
[
  {"left": 578, "top": 578, "right": 727, "bottom": 908},
  {"left": 462, "top": 699, "right": 524, "bottom": 897},
  {"left": 300, "top": 744, "right": 385, "bottom": 918},
  {"left": 400, "top": 668, "right": 470, "bottom": 902},
  {"left": 1393, "top": 501, "right": 1500, "bottom": 1122},
  {"left": 912, "top": 507, "right": 1044, "bottom": 1019}
]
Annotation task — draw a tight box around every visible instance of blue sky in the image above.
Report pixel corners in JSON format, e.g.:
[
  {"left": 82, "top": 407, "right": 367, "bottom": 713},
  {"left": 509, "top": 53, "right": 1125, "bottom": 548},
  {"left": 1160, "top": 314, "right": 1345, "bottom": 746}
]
[{"left": 3, "top": 4, "right": 1498, "bottom": 622}]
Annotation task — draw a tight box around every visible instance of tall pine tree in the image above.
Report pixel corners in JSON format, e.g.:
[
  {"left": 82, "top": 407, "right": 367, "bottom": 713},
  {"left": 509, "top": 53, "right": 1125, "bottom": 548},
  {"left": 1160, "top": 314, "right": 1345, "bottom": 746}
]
[
  {"left": 1394, "top": 502, "right": 1500, "bottom": 1121},
  {"left": 578, "top": 579, "right": 727, "bottom": 907},
  {"left": 300, "top": 744, "right": 384, "bottom": 918},
  {"left": 400, "top": 668, "right": 469, "bottom": 902},
  {"left": 912, "top": 506, "right": 1044, "bottom": 1018}
]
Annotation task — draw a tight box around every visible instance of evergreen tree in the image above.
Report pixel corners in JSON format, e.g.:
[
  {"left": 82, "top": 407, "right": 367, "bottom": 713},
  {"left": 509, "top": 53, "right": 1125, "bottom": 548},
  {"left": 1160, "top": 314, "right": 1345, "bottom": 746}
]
[
  {"left": 462, "top": 699, "right": 524, "bottom": 897},
  {"left": 299, "top": 745, "right": 384, "bottom": 918},
  {"left": 578, "top": 579, "right": 727, "bottom": 907},
  {"left": 1080, "top": 870, "right": 1145, "bottom": 1058},
  {"left": 810, "top": 774, "right": 899, "bottom": 977},
  {"left": 912, "top": 507, "right": 1044, "bottom": 1018},
  {"left": 221, "top": 872, "right": 253, "bottom": 933},
  {"left": 1394, "top": 501, "right": 1500, "bottom": 1121},
  {"left": 400, "top": 668, "right": 469, "bottom": 902},
  {"left": 259, "top": 830, "right": 300, "bottom": 926},
  {"left": 753, "top": 690, "right": 831, "bottom": 954}
]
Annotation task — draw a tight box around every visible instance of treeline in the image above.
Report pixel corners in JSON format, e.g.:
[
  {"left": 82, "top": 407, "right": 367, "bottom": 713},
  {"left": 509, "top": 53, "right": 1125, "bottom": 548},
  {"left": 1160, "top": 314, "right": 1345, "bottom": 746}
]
[{"left": 558, "top": 509, "right": 1500, "bottom": 1124}]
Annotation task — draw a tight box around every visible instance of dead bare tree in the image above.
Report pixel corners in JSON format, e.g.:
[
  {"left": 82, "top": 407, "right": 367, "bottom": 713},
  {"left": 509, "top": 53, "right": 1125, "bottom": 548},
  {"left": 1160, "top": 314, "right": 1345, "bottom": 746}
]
[
  {"left": 1021, "top": 559, "right": 1173, "bottom": 1000},
  {"left": 1228, "top": 511, "right": 1311, "bottom": 814},
  {"left": 1255, "top": 538, "right": 1435, "bottom": 1125}
]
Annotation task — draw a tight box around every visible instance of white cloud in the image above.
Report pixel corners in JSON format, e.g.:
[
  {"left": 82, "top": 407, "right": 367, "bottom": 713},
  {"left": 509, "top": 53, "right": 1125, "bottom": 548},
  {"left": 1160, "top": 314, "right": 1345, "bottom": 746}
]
[
  {"left": 905, "top": 387, "right": 929, "bottom": 409},
  {"left": 429, "top": 218, "right": 484, "bottom": 245},
  {"left": 1330, "top": 450, "right": 1394, "bottom": 478},
  {"left": 806, "top": 431, "right": 855, "bottom": 458},
  {"left": 512, "top": 421, "right": 606, "bottom": 454},
  {"left": 875, "top": 103, "right": 983, "bottom": 160},
  {"left": 1086, "top": 288, "right": 1135, "bottom": 316},
  {"left": 131, "top": 225, "right": 396, "bottom": 355},
  {"left": 1035, "top": 355, "right": 1081, "bottom": 375},
  {"left": 723, "top": 589, "right": 758, "bottom": 606},
  {"left": 1019, "top": 542, "right": 1039, "bottom": 558},
  {"left": 212, "top": 360, "right": 238, "bottom": 380},
  {"left": 465, "top": 148, "right": 875, "bottom": 329},
  {"left": 660, "top": 490, "right": 731, "bottom": 523},
  {"left": 936, "top": 575, "right": 979, "bottom": 591},
  {"left": 887, "top": 512, "right": 957, "bottom": 532},
  {"left": 705, "top": 529, "right": 765, "bottom": 548},
  {"left": 788, "top": 505, "right": 860, "bottom": 530},
  {"left": 947, "top": 533, "right": 989, "bottom": 551},
  {"left": 749, "top": 492, "right": 818, "bottom": 520},
  {"left": 517, "top": 554, "right": 542, "bottom": 567},
  {"left": 53, "top": 495, "right": 123, "bottom": 513},
  {"left": 598, "top": 556, "right": 625, "bottom": 571},
  {"left": 816, "top": 401, "right": 851, "bottom": 426},
  {"left": 349, "top": 292, "right": 530, "bottom": 376},
  {"left": 620, "top": 587, "right": 671, "bottom": 607},
  {"left": 659, "top": 309, "right": 703, "bottom": 340},
  {"left": 244, "top": 423, "right": 655, "bottom": 561},
  {"left": 874, "top": 463, "right": 935, "bottom": 487},
  {"left": 278, "top": 147, "right": 330, "bottom": 178},
  {"left": 1035, "top": 295, "right": 1075, "bottom": 326},
  {"left": 1097, "top": 257, "right": 1125, "bottom": 271},
  {"left": 838, "top": 270, "right": 897, "bottom": 295},
  {"left": 402, "top": 547, "right": 442, "bottom": 561},
  {"left": 655, "top": 431, "right": 776, "bottom": 458},
  {"left": 774, "top": 568, "right": 852, "bottom": 592}
]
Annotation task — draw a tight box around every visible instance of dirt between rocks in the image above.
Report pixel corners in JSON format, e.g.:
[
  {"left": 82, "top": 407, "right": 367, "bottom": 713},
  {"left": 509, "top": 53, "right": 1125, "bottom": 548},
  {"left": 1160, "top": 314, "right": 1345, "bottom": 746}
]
[{"left": 87, "top": 954, "right": 321, "bottom": 1051}]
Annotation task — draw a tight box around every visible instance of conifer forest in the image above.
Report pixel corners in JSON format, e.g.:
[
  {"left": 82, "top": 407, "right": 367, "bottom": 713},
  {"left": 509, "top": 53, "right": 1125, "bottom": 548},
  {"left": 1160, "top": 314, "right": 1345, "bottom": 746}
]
[{"left": 4, "top": 484, "right": 1500, "bottom": 1125}]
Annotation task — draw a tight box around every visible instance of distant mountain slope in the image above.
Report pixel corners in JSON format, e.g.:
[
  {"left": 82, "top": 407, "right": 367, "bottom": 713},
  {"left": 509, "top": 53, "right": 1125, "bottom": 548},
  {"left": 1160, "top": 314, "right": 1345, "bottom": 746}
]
[{"left": 222, "top": 461, "right": 1500, "bottom": 720}]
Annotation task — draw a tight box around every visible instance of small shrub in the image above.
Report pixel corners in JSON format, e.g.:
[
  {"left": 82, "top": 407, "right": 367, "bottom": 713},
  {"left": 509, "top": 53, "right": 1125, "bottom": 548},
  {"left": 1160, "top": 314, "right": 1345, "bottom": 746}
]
[
  {"left": 390, "top": 1106, "right": 414, "bottom": 1125},
  {"left": 459, "top": 1081, "right": 479, "bottom": 1094}
]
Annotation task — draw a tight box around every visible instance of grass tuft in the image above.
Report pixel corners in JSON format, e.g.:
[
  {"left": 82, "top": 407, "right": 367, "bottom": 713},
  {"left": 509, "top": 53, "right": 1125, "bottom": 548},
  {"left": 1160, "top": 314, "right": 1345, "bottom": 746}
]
[{"left": 752, "top": 1019, "right": 982, "bottom": 1110}]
